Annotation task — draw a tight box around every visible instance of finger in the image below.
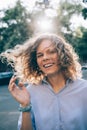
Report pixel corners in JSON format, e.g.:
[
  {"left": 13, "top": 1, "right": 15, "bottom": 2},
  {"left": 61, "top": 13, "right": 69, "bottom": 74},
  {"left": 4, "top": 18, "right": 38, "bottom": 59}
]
[
  {"left": 9, "top": 76, "right": 17, "bottom": 85},
  {"left": 18, "top": 82, "right": 26, "bottom": 89},
  {"left": 8, "top": 82, "right": 16, "bottom": 92}
]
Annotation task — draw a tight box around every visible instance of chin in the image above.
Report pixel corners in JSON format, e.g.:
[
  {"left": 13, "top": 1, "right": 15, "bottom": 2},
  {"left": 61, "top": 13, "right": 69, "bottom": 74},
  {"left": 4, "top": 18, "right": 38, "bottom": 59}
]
[
  {"left": 45, "top": 72, "right": 57, "bottom": 76},
  {"left": 45, "top": 70, "right": 60, "bottom": 77}
]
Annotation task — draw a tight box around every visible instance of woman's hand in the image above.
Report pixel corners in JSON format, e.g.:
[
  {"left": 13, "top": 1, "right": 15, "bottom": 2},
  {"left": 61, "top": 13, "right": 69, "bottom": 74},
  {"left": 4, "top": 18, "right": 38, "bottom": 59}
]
[{"left": 8, "top": 76, "right": 30, "bottom": 107}]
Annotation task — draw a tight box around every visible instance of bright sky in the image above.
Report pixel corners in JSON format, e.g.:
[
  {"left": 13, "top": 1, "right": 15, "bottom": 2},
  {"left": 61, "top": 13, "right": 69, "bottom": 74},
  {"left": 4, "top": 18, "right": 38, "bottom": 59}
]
[
  {"left": 0, "top": 0, "right": 59, "bottom": 10},
  {"left": 0, "top": 0, "right": 87, "bottom": 28},
  {"left": 0, "top": 0, "right": 37, "bottom": 10},
  {"left": 0, "top": 0, "right": 16, "bottom": 9}
]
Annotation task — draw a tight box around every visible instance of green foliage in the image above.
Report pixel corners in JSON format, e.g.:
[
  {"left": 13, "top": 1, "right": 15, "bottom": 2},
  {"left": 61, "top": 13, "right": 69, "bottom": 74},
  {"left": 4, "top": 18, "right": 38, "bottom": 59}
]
[
  {"left": 0, "top": 0, "right": 87, "bottom": 63},
  {"left": 77, "top": 28, "right": 87, "bottom": 61},
  {"left": 82, "top": 8, "right": 87, "bottom": 19},
  {"left": 0, "top": 0, "right": 32, "bottom": 53},
  {"left": 57, "top": 0, "right": 82, "bottom": 33},
  {"left": 64, "top": 27, "right": 87, "bottom": 62},
  {"left": 56, "top": 0, "right": 87, "bottom": 61}
]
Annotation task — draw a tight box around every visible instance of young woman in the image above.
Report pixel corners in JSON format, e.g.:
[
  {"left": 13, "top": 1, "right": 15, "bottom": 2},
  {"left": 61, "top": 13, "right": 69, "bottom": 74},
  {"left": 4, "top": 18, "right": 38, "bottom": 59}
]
[{"left": 1, "top": 33, "right": 87, "bottom": 130}]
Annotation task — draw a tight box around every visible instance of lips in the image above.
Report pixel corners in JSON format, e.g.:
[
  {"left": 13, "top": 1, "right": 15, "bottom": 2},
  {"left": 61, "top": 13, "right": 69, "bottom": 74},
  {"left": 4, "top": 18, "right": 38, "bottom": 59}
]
[{"left": 43, "top": 63, "right": 54, "bottom": 68}]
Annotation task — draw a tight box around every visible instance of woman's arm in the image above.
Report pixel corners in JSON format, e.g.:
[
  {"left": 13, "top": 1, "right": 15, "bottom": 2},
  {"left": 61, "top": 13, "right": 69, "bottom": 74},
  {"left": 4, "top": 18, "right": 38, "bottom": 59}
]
[
  {"left": 8, "top": 76, "right": 34, "bottom": 130},
  {"left": 20, "top": 112, "right": 33, "bottom": 130}
]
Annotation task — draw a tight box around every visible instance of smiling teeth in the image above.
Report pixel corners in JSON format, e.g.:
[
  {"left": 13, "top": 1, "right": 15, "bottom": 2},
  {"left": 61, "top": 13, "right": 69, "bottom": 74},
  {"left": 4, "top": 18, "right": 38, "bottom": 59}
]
[{"left": 44, "top": 64, "right": 53, "bottom": 68}]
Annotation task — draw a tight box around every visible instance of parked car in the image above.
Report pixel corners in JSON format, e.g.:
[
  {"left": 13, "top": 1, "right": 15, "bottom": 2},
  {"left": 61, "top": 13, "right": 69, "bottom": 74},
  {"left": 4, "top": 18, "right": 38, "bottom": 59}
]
[
  {"left": 0, "top": 72, "right": 13, "bottom": 85},
  {"left": 82, "top": 66, "right": 87, "bottom": 80}
]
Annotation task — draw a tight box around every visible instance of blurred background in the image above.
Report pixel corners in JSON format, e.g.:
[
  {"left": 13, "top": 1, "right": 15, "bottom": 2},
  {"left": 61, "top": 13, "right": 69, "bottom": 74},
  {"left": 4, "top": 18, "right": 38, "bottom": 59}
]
[
  {"left": 0, "top": 0, "right": 87, "bottom": 72},
  {"left": 0, "top": 0, "right": 87, "bottom": 66},
  {"left": 0, "top": 0, "right": 87, "bottom": 129}
]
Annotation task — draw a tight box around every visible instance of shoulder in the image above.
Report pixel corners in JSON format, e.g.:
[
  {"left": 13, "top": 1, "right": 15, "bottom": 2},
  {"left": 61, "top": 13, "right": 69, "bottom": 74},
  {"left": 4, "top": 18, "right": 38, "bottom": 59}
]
[
  {"left": 72, "top": 78, "right": 87, "bottom": 90},
  {"left": 68, "top": 78, "right": 87, "bottom": 99},
  {"left": 26, "top": 83, "right": 37, "bottom": 91},
  {"left": 75, "top": 78, "right": 87, "bottom": 85},
  {"left": 26, "top": 82, "right": 45, "bottom": 94}
]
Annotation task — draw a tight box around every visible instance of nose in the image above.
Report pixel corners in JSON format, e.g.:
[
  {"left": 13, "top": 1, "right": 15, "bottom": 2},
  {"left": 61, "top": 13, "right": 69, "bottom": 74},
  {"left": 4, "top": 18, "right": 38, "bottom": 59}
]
[{"left": 43, "top": 53, "right": 49, "bottom": 61}]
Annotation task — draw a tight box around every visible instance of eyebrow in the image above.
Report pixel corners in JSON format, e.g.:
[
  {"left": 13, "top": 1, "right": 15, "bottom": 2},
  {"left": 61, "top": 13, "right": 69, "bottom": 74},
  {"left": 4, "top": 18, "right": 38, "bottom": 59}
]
[{"left": 37, "top": 43, "right": 56, "bottom": 54}]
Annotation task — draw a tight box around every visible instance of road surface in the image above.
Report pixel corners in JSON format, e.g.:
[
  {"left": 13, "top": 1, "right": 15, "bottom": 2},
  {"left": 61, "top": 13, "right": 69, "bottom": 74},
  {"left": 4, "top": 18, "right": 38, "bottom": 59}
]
[{"left": 0, "top": 85, "right": 20, "bottom": 130}]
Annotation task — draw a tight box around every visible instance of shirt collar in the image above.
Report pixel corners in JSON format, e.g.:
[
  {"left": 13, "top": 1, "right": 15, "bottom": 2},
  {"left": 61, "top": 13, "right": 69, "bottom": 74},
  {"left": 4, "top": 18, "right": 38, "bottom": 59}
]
[{"left": 42, "top": 77, "right": 74, "bottom": 85}]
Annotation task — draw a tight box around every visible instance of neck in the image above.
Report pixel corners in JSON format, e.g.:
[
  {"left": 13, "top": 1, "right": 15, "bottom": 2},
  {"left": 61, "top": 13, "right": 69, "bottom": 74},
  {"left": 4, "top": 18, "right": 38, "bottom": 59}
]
[{"left": 47, "top": 73, "right": 66, "bottom": 93}]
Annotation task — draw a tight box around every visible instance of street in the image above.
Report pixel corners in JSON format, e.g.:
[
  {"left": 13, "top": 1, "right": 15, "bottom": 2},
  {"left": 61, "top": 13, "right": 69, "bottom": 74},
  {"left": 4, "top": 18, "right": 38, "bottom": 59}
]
[
  {"left": 0, "top": 72, "right": 87, "bottom": 130},
  {"left": 0, "top": 85, "right": 20, "bottom": 130}
]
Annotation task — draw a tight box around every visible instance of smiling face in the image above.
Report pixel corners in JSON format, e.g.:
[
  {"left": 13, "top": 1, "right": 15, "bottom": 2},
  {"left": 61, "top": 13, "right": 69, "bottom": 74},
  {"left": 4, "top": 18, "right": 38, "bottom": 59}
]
[{"left": 36, "top": 39, "right": 61, "bottom": 76}]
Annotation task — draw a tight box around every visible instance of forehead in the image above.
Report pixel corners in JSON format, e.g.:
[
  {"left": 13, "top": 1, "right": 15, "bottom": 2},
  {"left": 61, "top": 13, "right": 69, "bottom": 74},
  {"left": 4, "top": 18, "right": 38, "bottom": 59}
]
[{"left": 37, "top": 39, "right": 55, "bottom": 52}]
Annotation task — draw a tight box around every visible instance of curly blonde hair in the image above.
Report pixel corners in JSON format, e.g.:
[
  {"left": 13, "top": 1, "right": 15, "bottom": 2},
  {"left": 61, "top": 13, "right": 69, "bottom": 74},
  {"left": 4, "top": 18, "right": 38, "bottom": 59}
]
[{"left": 0, "top": 33, "right": 82, "bottom": 84}]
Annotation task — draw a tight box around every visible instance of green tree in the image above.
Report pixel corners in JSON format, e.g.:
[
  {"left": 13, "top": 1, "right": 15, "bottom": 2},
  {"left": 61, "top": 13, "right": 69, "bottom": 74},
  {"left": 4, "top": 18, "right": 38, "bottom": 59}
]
[
  {"left": 56, "top": 0, "right": 82, "bottom": 33},
  {"left": 0, "top": 0, "right": 87, "bottom": 62},
  {"left": 0, "top": 0, "right": 32, "bottom": 53},
  {"left": 76, "top": 27, "right": 87, "bottom": 61},
  {"left": 82, "top": 8, "right": 87, "bottom": 19},
  {"left": 55, "top": 0, "right": 87, "bottom": 61}
]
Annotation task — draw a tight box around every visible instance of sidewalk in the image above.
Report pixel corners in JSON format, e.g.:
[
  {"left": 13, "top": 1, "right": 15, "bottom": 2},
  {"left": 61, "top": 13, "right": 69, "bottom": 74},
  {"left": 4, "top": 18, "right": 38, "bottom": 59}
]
[{"left": 0, "top": 85, "right": 20, "bottom": 130}]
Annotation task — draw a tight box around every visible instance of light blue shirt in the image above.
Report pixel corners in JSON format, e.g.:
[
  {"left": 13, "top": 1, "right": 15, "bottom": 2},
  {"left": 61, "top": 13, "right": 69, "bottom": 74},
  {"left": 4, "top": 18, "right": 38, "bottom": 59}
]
[{"left": 18, "top": 78, "right": 87, "bottom": 130}]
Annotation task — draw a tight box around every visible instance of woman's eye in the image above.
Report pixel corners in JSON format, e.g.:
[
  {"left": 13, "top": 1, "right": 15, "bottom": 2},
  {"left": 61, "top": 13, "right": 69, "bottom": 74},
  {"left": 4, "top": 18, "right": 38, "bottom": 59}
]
[
  {"left": 37, "top": 54, "right": 43, "bottom": 58},
  {"left": 50, "top": 49, "right": 57, "bottom": 54}
]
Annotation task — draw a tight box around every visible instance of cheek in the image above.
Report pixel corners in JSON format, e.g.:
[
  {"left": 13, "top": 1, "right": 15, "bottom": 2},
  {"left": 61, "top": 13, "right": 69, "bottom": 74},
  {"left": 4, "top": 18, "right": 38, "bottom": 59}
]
[
  {"left": 37, "top": 59, "right": 41, "bottom": 67},
  {"left": 53, "top": 55, "right": 59, "bottom": 61},
  {"left": 54, "top": 56, "right": 60, "bottom": 65}
]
